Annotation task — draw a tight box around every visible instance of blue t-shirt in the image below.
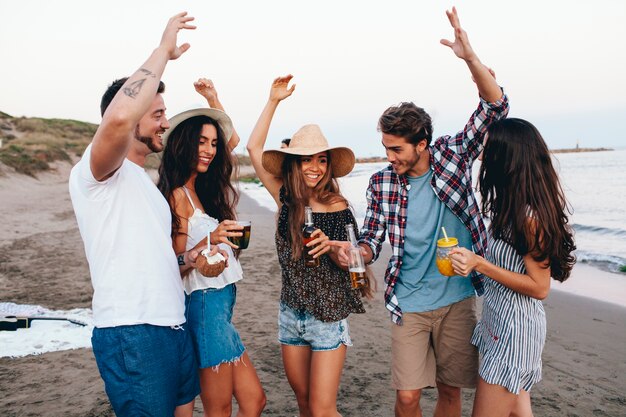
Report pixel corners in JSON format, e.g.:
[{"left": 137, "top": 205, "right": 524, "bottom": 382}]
[{"left": 395, "top": 169, "right": 475, "bottom": 312}]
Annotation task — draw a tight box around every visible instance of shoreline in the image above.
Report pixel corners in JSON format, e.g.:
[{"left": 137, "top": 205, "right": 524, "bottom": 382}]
[{"left": 1, "top": 164, "right": 625, "bottom": 416}]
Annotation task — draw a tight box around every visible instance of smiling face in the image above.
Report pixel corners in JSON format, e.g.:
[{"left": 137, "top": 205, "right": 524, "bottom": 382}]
[
  {"left": 195, "top": 124, "right": 218, "bottom": 173},
  {"left": 381, "top": 133, "right": 428, "bottom": 177},
  {"left": 135, "top": 94, "right": 170, "bottom": 154},
  {"left": 300, "top": 151, "right": 329, "bottom": 188}
]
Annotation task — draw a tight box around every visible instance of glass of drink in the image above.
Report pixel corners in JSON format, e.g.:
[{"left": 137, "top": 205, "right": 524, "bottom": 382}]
[
  {"left": 228, "top": 220, "right": 252, "bottom": 249},
  {"left": 346, "top": 224, "right": 367, "bottom": 289},
  {"left": 436, "top": 237, "right": 458, "bottom": 277}
]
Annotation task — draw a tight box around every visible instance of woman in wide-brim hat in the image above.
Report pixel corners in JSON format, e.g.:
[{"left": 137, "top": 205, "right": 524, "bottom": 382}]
[
  {"left": 247, "top": 74, "right": 371, "bottom": 416},
  {"left": 158, "top": 78, "right": 266, "bottom": 417}
]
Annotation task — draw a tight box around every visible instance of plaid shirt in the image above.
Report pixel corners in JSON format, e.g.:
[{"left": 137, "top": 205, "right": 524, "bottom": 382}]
[{"left": 359, "top": 92, "right": 509, "bottom": 324}]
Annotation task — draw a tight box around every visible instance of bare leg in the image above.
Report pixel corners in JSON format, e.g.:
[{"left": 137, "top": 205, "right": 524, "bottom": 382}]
[
  {"left": 174, "top": 399, "right": 195, "bottom": 417},
  {"left": 198, "top": 364, "right": 234, "bottom": 417},
  {"left": 471, "top": 377, "right": 518, "bottom": 417},
  {"left": 510, "top": 389, "right": 533, "bottom": 417},
  {"left": 308, "top": 345, "right": 347, "bottom": 417},
  {"left": 395, "top": 389, "right": 422, "bottom": 417},
  {"left": 434, "top": 382, "right": 461, "bottom": 417},
  {"left": 232, "top": 352, "right": 266, "bottom": 417},
  {"left": 282, "top": 345, "right": 313, "bottom": 417}
]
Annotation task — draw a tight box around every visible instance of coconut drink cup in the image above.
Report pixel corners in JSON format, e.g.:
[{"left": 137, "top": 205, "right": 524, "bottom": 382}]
[{"left": 196, "top": 249, "right": 226, "bottom": 277}]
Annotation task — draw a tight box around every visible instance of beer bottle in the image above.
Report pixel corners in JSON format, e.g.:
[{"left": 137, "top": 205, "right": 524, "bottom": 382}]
[
  {"left": 303, "top": 206, "right": 320, "bottom": 267},
  {"left": 346, "top": 224, "right": 367, "bottom": 289}
]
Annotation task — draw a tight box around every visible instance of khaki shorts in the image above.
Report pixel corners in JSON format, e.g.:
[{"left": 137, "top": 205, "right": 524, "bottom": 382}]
[{"left": 391, "top": 296, "right": 478, "bottom": 390}]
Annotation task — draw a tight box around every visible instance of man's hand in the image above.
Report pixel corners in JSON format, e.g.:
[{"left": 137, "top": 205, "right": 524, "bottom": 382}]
[
  {"left": 328, "top": 241, "right": 371, "bottom": 269},
  {"left": 194, "top": 78, "right": 219, "bottom": 106},
  {"left": 440, "top": 7, "right": 502, "bottom": 103},
  {"left": 328, "top": 240, "right": 352, "bottom": 268},
  {"left": 159, "top": 12, "right": 196, "bottom": 61},
  {"left": 440, "top": 7, "right": 478, "bottom": 63},
  {"left": 269, "top": 75, "right": 296, "bottom": 103}
]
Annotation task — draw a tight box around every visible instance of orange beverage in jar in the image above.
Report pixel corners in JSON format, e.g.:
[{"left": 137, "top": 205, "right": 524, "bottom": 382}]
[{"left": 436, "top": 237, "right": 458, "bottom": 277}]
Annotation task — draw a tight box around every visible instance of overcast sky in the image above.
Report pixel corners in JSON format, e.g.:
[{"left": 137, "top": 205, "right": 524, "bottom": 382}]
[{"left": 1, "top": 0, "right": 624, "bottom": 156}]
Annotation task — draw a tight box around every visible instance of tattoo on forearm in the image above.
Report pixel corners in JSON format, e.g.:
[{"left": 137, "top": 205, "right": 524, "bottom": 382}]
[
  {"left": 177, "top": 254, "right": 185, "bottom": 266},
  {"left": 122, "top": 79, "right": 146, "bottom": 98},
  {"left": 139, "top": 68, "right": 157, "bottom": 78}
]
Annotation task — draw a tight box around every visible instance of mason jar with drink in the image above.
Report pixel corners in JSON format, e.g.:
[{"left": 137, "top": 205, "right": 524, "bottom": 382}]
[{"left": 436, "top": 227, "right": 458, "bottom": 277}]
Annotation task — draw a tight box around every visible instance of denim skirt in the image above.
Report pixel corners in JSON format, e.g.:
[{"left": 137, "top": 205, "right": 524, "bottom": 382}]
[{"left": 185, "top": 284, "right": 245, "bottom": 368}]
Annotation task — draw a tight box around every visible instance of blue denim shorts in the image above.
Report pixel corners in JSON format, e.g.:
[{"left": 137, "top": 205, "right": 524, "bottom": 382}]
[
  {"left": 278, "top": 302, "right": 352, "bottom": 351},
  {"left": 185, "top": 284, "right": 245, "bottom": 368},
  {"left": 91, "top": 323, "right": 200, "bottom": 416}
]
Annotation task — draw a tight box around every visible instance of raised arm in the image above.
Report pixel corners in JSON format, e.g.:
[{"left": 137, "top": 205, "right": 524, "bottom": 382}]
[
  {"left": 246, "top": 75, "right": 295, "bottom": 205},
  {"left": 440, "top": 7, "right": 502, "bottom": 103},
  {"left": 194, "top": 78, "right": 241, "bottom": 152},
  {"left": 90, "top": 12, "right": 195, "bottom": 181}
]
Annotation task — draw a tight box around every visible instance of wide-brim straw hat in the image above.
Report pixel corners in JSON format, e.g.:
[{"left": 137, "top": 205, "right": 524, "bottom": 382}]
[
  {"left": 162, "top": 108, "right": 234, "bottom": 146},
  {"left": 262, "top": 124, "right": 355, "bottom": 178}
]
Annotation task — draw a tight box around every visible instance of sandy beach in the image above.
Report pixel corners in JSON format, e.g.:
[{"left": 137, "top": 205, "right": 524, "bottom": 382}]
[{"left": 1, "top": 162, "right": 625, "bottom": 417}]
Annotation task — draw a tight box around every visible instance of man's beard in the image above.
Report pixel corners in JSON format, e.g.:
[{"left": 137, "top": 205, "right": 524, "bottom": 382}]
[{"left": 134, "top": 126, "right": 162, "bottom": 153}]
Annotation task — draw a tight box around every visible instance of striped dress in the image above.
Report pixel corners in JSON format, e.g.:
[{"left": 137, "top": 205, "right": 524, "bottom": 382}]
[{"left": 471, "top": 237, "right": 546, "bottom": 394}]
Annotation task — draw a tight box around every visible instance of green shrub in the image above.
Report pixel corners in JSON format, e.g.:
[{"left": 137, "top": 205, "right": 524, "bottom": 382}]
[{"left": 0, "top": 144, "right": 50, "bottom": 176}]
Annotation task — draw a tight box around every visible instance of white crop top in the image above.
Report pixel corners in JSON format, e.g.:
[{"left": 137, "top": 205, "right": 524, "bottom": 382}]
[{"left": 181, "top": 187, "right": 243, "bottom": 294}]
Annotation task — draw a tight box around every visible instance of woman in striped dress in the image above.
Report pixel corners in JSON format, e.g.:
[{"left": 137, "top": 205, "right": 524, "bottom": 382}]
[{"left": 449, "top": 118, "right": 576, "bottom": 417}]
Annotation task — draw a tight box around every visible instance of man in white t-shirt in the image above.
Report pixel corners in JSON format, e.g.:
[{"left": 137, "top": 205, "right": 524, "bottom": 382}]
[{"left": 69, "top": 12, "right": 222, "bottom": 417}]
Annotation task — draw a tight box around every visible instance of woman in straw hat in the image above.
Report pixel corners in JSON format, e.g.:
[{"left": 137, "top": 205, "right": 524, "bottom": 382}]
[
  {"left": 247, "top": 75, "right": 371, "bottom": 417},
  {"left": 157, "top": 78, "right": 266, "bottom": 417}
]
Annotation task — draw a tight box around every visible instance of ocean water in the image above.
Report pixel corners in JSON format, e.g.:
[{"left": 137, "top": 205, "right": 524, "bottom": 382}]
[{"left": 554, "top": 149, "right": 626, "bottom": 273}]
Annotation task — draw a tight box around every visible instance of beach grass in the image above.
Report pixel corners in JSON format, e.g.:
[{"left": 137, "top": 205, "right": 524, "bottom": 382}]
[
  {"left": 0, "top": 112, "right": 259, "bottom": 177},
  {"left": 0, "top": 112, "right": 96, "bottom": 176}
]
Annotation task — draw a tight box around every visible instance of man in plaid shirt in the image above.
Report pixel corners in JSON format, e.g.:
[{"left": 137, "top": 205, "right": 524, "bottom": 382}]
[{"left": 337, "top": 7, "right": 509, "bottom": 417}]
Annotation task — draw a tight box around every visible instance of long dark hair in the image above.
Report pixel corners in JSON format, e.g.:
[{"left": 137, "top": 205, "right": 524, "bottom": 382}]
[
  {"left": 157, "top": 115, "right": 239, "bottom": 239},
  {"left": 281, "top": 152, "right": 346, "bottom": 259},
  {"left": 478, "top": 118, "right": 575, "bottom": 282}
]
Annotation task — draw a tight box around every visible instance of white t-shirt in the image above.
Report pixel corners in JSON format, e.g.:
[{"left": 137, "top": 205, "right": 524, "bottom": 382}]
[
  {"left": 180, "top": 187, "right": 243, "bottom": 295},
  {"left": 69, "top": 145, "right": 186, "bottom": 328}
]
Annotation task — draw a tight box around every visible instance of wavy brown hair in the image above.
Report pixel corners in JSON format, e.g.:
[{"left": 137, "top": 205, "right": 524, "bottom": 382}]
[
  {"left": 478, "top": 118, "right": 575, "bottom": 282},
  {"left": 281, "top": 152, "right": 346, "bottom": 259},
  {"left": 378, "top": 102, "right": 433, "bottom": 145},
  {"left": 157, "top": 115, "right": 239, "bottom": 246},
  {"left": 280, "top": 152, "right": 374, "bottom": 299}
]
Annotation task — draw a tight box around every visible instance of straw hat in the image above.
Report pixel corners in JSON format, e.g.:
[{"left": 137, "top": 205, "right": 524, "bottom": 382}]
[
  {"left": 262, "top": 124, "right": 355, "bottom": 177},
  {"left": 162, "top": 108, "right": 234, "bottom": 146}
]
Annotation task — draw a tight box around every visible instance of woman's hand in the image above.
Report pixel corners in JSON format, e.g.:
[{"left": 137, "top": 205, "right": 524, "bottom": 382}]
[
  {"left": 209, "top": 220, "right": 243, "bottom": 249},
  {"left": 449, "top": 247, "right": 481, "bottom": 277},
  {"left": 188, "top": 244, "right": 229, "bottom": 268},
  {"left": 306, "top": 229, "right": 331, "bottom": 258},
  {"left": 194, "top": 77, "right": 219, "bottom": 106},
  {"left": 269, "top": 74, "right": 295, "bottom": 103}
]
